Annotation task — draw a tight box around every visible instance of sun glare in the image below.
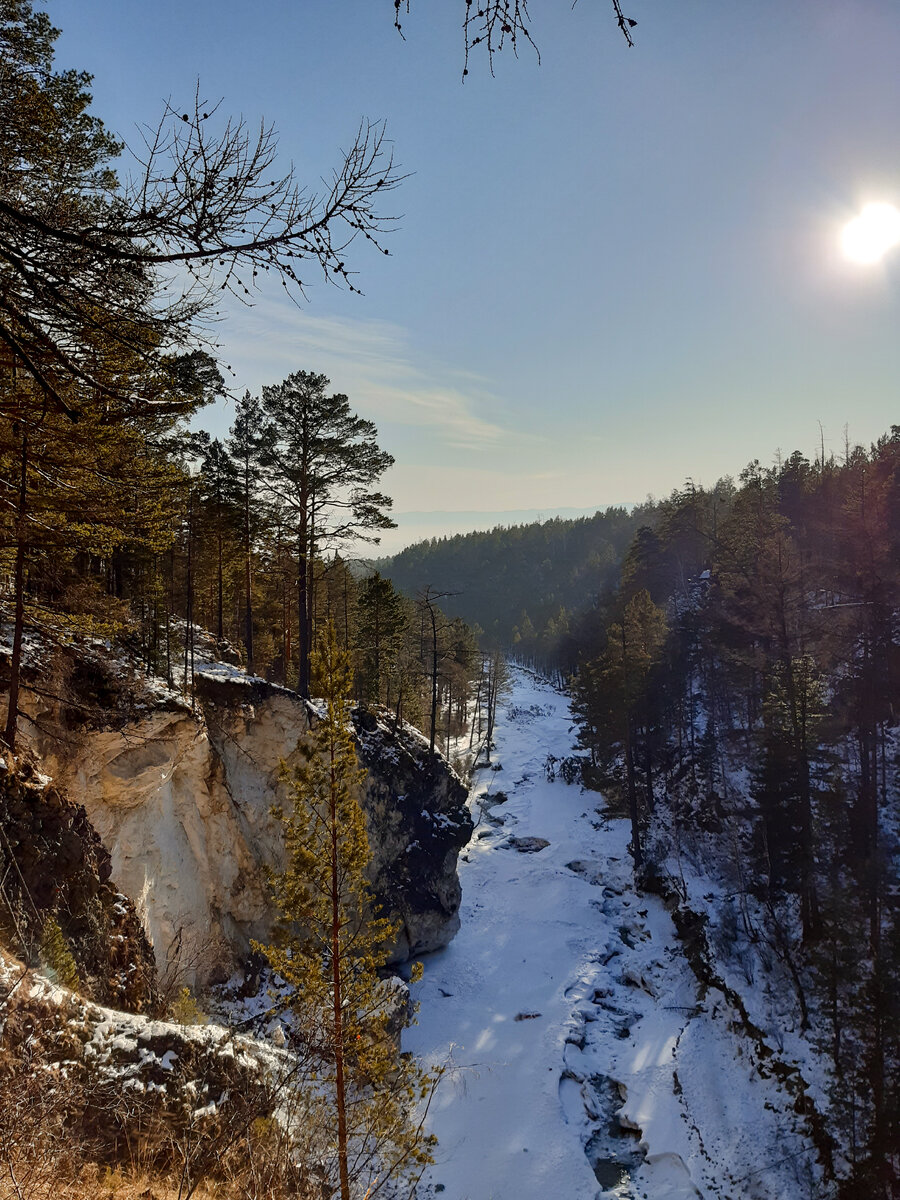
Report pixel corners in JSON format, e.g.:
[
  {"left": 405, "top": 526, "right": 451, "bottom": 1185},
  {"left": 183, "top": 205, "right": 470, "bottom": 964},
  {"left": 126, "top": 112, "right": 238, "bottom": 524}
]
[{"left": 841, "top": 202, "right": 900, "bottom": 264}]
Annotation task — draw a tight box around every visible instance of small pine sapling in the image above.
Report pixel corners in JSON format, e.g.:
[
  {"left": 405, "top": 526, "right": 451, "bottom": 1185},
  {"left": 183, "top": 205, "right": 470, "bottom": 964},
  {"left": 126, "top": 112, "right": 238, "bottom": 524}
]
[{"left": 262, "top": 620, "right": 436, "bottom": 1200}]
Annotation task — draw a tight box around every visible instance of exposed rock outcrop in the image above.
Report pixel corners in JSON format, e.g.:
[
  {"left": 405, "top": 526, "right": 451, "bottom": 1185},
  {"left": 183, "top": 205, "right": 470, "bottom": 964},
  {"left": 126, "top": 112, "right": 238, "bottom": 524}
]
[
  {"left": 30, "top": 664, "right": 472, "bottom": 984},
  {"left": 0, "top": 755, "right": 157, "bottom": 1012},
  {"left": 353, "top": 706, "right": 471, "bottom": 960}
]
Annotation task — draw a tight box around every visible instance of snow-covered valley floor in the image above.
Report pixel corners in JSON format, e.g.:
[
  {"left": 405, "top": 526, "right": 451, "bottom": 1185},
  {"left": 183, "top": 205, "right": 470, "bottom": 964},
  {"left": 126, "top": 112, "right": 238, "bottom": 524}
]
[{"left": 406, "top": 666, "right": 824, "bottom": 1200}]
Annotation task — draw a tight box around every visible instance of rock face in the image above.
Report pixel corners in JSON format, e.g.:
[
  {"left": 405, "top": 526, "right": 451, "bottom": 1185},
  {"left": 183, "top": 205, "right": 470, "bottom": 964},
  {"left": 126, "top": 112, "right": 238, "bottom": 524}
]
[
  {"left": 0, "top": 755, "right": 157, "bottom": 1012},
  {"left": 353, "top": 707, "right": 471, "bottom": 960},
  {"left": 34, "top": 668, "right": 472, "bottom": 984}
]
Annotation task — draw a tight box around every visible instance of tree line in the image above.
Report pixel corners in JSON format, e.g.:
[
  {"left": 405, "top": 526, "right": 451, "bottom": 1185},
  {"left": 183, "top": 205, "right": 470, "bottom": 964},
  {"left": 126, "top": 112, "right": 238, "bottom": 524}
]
[
  {"left": 383, "top": 503, "right": 648, "bottom": 677},
  {"left": 0, "top": 357, "right": 484, "bottom": 759}
]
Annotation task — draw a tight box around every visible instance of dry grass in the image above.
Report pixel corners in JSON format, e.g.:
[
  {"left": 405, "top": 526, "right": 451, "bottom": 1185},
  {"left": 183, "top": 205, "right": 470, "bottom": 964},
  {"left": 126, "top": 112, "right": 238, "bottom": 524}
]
[
  {"left": 0, "top": 954, "right": 429, "bottom": 1200},
  {"left": 0, "top": 1078, "right": 320, "bottom": 1200},
  {"left": 0, "top": 1056, "right": 325, "bottom": 1200},
  {"left": 25, "top": 1166, "right": 222, "bottom": 1200}
]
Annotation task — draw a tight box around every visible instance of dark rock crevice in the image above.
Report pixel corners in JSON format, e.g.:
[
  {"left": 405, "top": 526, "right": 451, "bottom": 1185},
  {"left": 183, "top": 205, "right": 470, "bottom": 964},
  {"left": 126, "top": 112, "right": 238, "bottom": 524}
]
[{"left": 0, "top": 754, "right": 158, "bottom": 1013}]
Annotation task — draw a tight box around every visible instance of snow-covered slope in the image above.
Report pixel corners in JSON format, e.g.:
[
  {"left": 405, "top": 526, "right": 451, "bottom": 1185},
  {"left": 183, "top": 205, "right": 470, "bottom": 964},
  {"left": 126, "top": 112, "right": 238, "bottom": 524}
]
[{"left": 406, "top": 666, "right": 828, "bottom": 1200}]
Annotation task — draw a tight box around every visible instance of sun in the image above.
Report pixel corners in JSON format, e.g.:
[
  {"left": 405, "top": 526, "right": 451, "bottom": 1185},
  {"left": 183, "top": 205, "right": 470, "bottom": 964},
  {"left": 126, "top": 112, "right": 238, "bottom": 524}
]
[{"left": 841, "top": 202, "right": 900, "bottom": 264}]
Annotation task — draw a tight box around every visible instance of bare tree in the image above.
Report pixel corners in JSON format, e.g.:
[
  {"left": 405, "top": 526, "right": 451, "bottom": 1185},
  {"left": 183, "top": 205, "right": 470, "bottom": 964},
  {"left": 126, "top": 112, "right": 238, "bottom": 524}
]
[{"left": 418, "top": 587, "right": 456, "bottom": 755}]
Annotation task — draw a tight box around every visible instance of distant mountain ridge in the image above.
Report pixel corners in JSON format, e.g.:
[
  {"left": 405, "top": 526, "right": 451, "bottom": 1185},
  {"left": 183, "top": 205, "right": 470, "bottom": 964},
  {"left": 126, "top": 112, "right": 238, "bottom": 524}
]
[
  {"left": 390, "top": 505, "right": 614, "bottom": 521},
  {"left": 381, "top": 505, "right": 650, "bottom": 656},
  {"left": 365, "top": 505, "right": 633, "bottom": 557}
]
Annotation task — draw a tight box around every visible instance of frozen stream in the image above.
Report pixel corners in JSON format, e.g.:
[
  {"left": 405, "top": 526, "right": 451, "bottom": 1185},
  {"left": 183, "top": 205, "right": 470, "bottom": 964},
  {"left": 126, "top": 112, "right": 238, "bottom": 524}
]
[{"left": 405, "top": 665, "right": 823, "bottom": 1200}]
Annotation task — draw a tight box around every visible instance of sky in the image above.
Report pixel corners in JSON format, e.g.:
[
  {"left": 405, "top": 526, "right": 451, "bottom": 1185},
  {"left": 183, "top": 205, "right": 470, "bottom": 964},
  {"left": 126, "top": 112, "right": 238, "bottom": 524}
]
[{"left": 54, "top": 0, "right": 900, "bottom": 554}]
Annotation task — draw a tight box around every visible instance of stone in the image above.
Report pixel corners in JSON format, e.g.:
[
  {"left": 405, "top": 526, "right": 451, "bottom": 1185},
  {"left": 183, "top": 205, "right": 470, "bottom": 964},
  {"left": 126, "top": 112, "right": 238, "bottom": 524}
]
[{"left": 506, "top": 836, "right": 550, "bottom": 853}]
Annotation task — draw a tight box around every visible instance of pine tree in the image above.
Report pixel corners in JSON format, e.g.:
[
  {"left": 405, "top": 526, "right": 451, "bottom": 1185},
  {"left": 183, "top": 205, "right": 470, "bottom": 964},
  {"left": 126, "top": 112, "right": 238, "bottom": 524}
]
[
  {"left": 1, "top": 0, "right": 401, "bottom": 417},
  {"left": 0, "top": 369, "right": 195, "bottom": 746},
  {"left": 196, "top": 437, "right": 242, "bottom": 645},
  {"left": 253, "top": 371, "right": 395, "bottom": 698},
  {"left": 356, "top": 572, "right": 407, "bottom": 706},
  {"left": 263, "top": 622, "right": 435, "bottom": 1200},
  {"left": 226, "top": 391, "right": 266, "bottom": 673},
  {"left": 573, "top": 589, "right": 667, "bottom": 867}
]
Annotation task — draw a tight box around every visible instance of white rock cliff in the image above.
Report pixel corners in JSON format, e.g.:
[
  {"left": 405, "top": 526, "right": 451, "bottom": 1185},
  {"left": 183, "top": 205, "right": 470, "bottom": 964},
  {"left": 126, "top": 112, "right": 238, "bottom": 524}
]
[{"left": 33, "top": 669, "right": 472, "bottom": 985}]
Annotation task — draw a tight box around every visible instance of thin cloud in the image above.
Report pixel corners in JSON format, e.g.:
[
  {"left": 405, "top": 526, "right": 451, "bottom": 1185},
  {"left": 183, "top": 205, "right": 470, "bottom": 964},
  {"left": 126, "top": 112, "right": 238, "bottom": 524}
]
[{"left": 222, "top": 299, "right": 510, "bottom": 451}]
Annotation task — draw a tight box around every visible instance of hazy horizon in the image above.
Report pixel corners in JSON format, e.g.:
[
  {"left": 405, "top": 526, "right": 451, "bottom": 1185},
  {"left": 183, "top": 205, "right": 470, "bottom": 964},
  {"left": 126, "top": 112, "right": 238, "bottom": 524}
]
[{"left": 362, "top": 505, "right": 619, "bottom": 558}]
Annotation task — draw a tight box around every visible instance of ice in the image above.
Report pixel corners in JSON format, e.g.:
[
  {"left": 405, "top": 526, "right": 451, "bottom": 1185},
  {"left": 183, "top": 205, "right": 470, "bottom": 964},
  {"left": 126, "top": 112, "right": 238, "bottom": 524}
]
[{"left": 405, "top": 664, "right": 828, "bottom": 1200}]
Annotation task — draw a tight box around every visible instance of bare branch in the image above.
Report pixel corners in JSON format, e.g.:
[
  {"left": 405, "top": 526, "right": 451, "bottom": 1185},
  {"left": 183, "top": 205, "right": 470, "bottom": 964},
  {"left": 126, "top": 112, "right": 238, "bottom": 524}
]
[
  {"left": 1, "top": 69, "right": 403, "bottom": 418},
  {"left": 394, "top": 0, "right": 636, "bottom": 77}
]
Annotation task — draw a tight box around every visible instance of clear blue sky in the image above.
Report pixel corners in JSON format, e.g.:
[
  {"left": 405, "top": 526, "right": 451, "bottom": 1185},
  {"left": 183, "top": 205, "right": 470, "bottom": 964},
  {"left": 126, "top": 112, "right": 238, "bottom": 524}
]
[{"left": 55, "top": 0, "right": 900, "bottom": 551}]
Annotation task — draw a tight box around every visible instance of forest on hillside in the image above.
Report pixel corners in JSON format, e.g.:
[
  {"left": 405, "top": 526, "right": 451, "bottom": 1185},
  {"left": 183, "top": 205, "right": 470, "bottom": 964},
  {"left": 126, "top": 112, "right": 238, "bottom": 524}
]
[
  {"left": 563, "top": 435, "right": 900, "bottom": 1196},
  {"left": 0, "top": 0, "right": 491, "bottom": 762},
  {"left": 3, "top": 0, "right": 900, "bottom": 1193},
  {"left": 0, "top": 361, "right": 485, "bottom": 761},
  {"left": 385, "top": 432, "right": 900, "bottom": 1194},
  {"left": 382, "top": 504, "right": 649, "bottom": 668}
]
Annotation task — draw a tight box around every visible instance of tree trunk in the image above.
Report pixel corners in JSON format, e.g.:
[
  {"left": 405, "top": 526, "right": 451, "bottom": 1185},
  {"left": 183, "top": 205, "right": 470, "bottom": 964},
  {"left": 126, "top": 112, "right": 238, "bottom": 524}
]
[
  {"left": 484, "top": 658, "right": 497, "bottom": 765},
  {"left": 298, "top": 538, "right": 310, "bottom": 698},
  {"left": 184, "top": 490, "right": 195, "bottom": 706},
  {"left": 342, "top": 573, "right": 349, "bottom": 650},
  {"left": 166, "top": 548, "right": 174, "bottom": 686},
  {"left": 328, "top": 730, "right": 351, "bottom": 1200},
  {"left": 429, "top": 603, "right": 439, "bottom": 754},
  {"left": 373, "top": 602, "right": 381, "bottom": 703},
  {"left": 216, "top": 522, "right": 224, "bottom": 642},
  {"left": 4, "top": 424, "right": 28, "bottom": 751},
  {"left": 625, "top": 721, "right": 642, "bottom": 868},
  {"left": 243, "top": 458, "right": 254, "bottom": 674}
]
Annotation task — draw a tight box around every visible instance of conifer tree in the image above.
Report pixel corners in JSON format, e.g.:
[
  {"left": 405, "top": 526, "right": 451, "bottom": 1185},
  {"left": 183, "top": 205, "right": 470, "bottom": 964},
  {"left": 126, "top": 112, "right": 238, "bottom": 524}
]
[
  {"left": 227, "top": 391, "right": 265, "bottom": 673},
  {"left": 321, "top": 553, "right": 360, "bottom": 654},
  {"left": 574, "top": 589, "right": 667, "bottom": 867},
  {"left": 357, "top": 572, "right": 407, "bottom": 706},
  {"left": 0, "top": 371, "right": 191, "bottom": 747},
  {"left": 1, "top": 0, "right": 401, "bottom": 418},
  {"left": 252, "top": 371, "right": 395, "bottom": 698},
  {"left": 263, "top": 621, "right": 435, "bottom": 1200},
  {"left": 196, "top": 437, "right": 241, "bottom": 644}
]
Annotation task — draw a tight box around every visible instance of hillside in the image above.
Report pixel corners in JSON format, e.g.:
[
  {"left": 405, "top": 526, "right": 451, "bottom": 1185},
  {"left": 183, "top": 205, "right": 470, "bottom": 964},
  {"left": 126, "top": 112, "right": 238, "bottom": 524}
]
[
  {"left": 382, "top": 505, "right": 649, "bottom": 668},
  {"left": 0, "top": 631, "right": 472, "bottom": 1199}
]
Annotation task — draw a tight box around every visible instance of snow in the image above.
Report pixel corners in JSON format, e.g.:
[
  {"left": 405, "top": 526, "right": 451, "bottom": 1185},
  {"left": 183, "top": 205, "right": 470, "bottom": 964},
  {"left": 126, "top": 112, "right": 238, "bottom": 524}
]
[
  {"left": 406, "top": 665, "right": 827, "bottom": 1200},
  {"left": 0, "top": 952, "right": 290, "bottom": 1105},
  {"left": 194, "top": 660, "right": 267, "bottom": 687}
]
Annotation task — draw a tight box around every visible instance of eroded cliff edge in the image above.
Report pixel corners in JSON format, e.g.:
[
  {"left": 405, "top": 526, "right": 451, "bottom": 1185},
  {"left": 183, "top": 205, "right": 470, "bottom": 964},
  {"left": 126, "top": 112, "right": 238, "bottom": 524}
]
[{"left": 28, "top": 660, "right": 472, "bottom": 985}]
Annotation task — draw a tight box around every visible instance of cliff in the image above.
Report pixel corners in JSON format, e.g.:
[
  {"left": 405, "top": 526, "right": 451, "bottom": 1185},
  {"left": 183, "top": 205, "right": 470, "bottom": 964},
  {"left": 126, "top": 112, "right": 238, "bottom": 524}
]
[
  {"left": 0, "top": 754, "right": 157, "bottom": 1012},
  {"left": 25, "top": 653, "right": 471, "bottom": 985}
]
